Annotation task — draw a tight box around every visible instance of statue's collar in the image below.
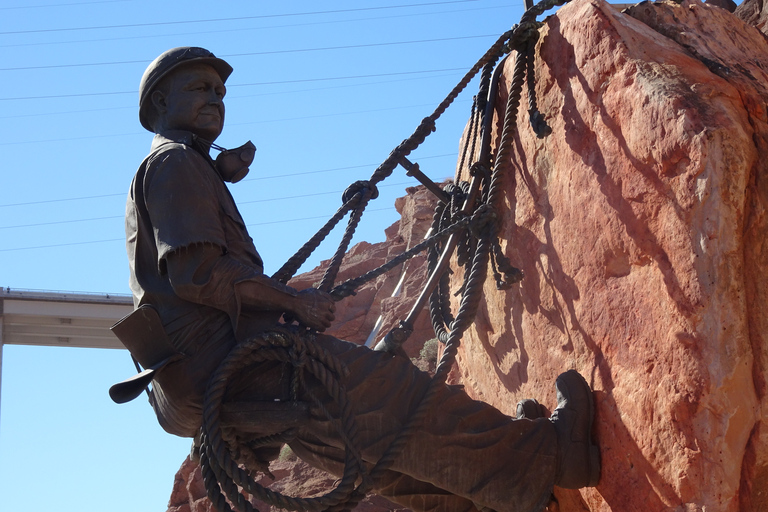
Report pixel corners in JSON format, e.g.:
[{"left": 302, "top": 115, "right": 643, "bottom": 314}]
[
  {"left": 151, "top": 129, "right": 211, "bottom": 155},
  {"left": 150, "top": 129, "right": 255, "bottom": 184}
]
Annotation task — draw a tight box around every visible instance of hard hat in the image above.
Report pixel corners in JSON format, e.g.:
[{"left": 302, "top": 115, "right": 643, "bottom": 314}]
[{"left": 138, "top": 47, "right": 233, "bottom": 131}]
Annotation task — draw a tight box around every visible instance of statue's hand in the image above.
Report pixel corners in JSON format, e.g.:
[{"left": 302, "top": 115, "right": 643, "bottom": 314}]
[{"left": 292, "top": 288, "right": 336, "bottom": 331}]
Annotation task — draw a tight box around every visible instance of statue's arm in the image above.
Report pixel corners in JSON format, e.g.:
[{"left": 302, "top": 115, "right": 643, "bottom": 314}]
[
  {"left": 145, "top": 147, "right": 335, "bottom": 331},
  {"left": 165, "top": 243, "right": 335, "bottom": 331}
]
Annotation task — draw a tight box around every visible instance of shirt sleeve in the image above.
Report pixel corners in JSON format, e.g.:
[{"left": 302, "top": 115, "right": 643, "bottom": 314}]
[
  {"left": 165, "top": 242, "right": 253, "bottom": 322},
  {"left": 144, "top": 144, "right": 228, "bottom": 266},
  {"left": 165, "top": 242, "right": 299, "bottom": 334},
  {"left": 143, "top": 143, "right": 299, "bottom": 333}
]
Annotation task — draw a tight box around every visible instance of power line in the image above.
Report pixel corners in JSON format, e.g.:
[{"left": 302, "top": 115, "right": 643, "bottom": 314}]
[
  {"left": 0, "top": 91, "right": 133, "bottom": 102},
  {"left": 0, "top": 105, "right": 133, "bottom": 120},
  {"left": 248, "top": 207, "right": 394, "bottom": 227},
  {"left": 0, "top": 237, "right": 125, "bottom": 252},
  {"left": 0, "top": 5, "right": 509, "bottom": 49},
  {"left": 0, "top": 1, "right": 478, "bottom": 35},
  {"left": 0, "top": 154, "right": 456, "bottom": 208},
  {"left": 0, "top": 34, "right": 493, "bottom": 72},
  {"left": 0, "top": 182, "right": 415, "bottom": 230},
  {"left": 0, "top": 68, "right": 465, "bottom": 102},
  {"left": 0, "top": 215, "right": 122, "bottom": 230},
  {"left": 0, "top": 71, "right": 463, "bottom": 120},
  {"left": 231, "top": 70, "right": 464, "bottom": 101},
  {"left": 227, "top": 98, "right": 472, "bottom": 128},
  {"left": 0, "top": 0, "right": 127, "bottom": 9},
  {"left": 0, "top": 191, "right": 126, "bottom": 208},
  {"left": 0, "top": 131, "right": 140, "bottom": 147},
  {"left": 225, "top": 34, "right": 495, "bottom": 61},
  {"left": 0, "top": 208, "right": 396, "bottom": 252},
  {"left": 230, "top": 68, "right": 466, "bottom": 88},
  {"left": 1, "top": 98, "right": 471, "bottom": 146}
]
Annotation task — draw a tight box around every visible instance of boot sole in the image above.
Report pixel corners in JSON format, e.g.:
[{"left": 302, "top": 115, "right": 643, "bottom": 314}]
[
  {"left": 577, "top": 371, "right": 601, "bottom": 487},
  {"left": 557, "top": 370, "right": 601, "bottom": 488}
]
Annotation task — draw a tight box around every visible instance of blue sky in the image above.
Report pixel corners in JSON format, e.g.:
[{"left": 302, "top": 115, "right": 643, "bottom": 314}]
[{"left": 0, "top": 1, "right": 529, "bottom": 510}]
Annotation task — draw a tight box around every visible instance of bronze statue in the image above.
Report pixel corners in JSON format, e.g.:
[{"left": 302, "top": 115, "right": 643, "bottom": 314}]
[{"left": 112, "top": 46, "right": 600, "bottom": 512}]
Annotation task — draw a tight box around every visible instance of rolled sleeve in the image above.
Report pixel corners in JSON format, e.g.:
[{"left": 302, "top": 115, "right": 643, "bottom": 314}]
[
  {"left": 165, "top": 242, "right": 255, "bottom": 323},
  {"left": 166, "top": 243, "right": 296, "bottom": 336}
]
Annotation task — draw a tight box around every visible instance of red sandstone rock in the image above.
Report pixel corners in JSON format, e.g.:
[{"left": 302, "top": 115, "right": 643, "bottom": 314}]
[
  {"left": 288, "top": 185, "right": 439, "bottom": 357},
  {"left": 167, "top": 454, "right": 407, "bottom": 512},
  {"left": 249, "top": 454, "right": 411, "bottom": 512},
  {"left": 736, "top": 0, "right": 768, "bottom": 35},
  {"left": 449, "top": 0, "right": 768, "bottom": 510},
  {"left": 708, "top": 0, "right": 737, "bottom": 12},
  {"left": 167, "top": 456, "right": 216, "bottom": 512}
]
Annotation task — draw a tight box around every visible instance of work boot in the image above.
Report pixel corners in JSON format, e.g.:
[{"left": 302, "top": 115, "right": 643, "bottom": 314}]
[
  {"left": 515, "top": 398, "right": 548, "bottom": 420},
  {"left": 550, "top": 369, "right": 601, "bottom": 489}
]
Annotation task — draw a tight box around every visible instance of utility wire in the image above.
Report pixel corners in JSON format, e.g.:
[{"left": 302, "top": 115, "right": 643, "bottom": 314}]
[
  {"left": 0, "top": 90, "right": 133, "bottom": 102},
  {"left": 227, "top": 98, "right": 472, "bottom": 128},
  {"left": 0, "top": 34, "right": 494, "bottom": 72},
  {"left": 249, "top": 207, "right": 394, "bottom": 227},
  {"left": 0, "top": 215, "right": 122, "bottom": 230},
  {"left": 0, "top": 0, "right": 127, "bottom": 9},
  {"left": 0, "top": 71, "right": 463, "bottom": 121},
  {"left": 1, "top": 68, "right": 465, "bottom": 102},
  {"left": 1, "top": 99, "right": 471, "bottom": 146},
  {"left": 0, "top": 181, "right": 416, "bottom": 230},
  {"left": 0, "top": 192, "right": 126, "bottom": 208},
  {"left": 0, "top": 1, "right": 478, "bottom": 35},
  {"left": 0, "top": 105, "right": 134, "bottom": 120},
  {"left": 0, "top": 154, "right": 456, "bottom": 208},
  {"left": 0, "top": 5, "right": 510, "bottom": 48},
  {"left": 230, "top": 68, "right": 466, "bottom": 88},
  {"left": 0, "top": 238, "right": 125, "bottom": 252},
  {"left": 0, "top": 208, "right": 396, "bottom": 252}
]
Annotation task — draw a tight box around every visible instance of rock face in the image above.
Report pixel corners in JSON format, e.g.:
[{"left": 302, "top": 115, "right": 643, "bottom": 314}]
[
  {"left": 736, "top": 0, "right": 768, "bottom": 34},
  {"left": 167, "top": 1, "right": 768, "bottom": 510},
  {"left": 287, "top": 184, "right": 439, "bottom": 357},
  {"left": 450, "top": 0, "right": 768, "bottom": 510},
  {"left": 167, "top": 455, "right": 410, "bottom": 512}
]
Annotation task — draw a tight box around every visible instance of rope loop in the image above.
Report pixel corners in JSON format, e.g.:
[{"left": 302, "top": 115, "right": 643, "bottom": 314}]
[
  {"left": 490, "top": 240, "right": 525, "bottom": 290},
  {"left": 468, "top": 204, "right": 497, "bottom": 239},
  {"left": 469, "top": 161, "right": 491, "bottom": 180},
  {"left": 200, "top": 326, "right": 368, "bottom": 512},
  {"left": 342, "top": 180, "right": 379, "bottom": 204},
  {"left": 503, "top": 21, "right": 542, "bottom": 53},
  {"left": 415, "top": 116, "right": 438, "bottom": 140},
  {"left": 373, "top": 321, "right": 413, "bottom": 356}
]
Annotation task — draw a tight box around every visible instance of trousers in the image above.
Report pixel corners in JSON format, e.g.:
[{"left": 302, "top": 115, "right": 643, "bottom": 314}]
[
  {"left": 225, "top": 334, "right": 558, "bottom": 512},
  {"left": 153, "top": 312, "right": 557, "bottom": 512}
]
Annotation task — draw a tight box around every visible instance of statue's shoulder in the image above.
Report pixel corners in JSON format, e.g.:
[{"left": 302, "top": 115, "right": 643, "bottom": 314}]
[
  {"left": 149, "top": 139, "right": 202, "bottom": 164},
  {"left": 138, "top": 132, "right": 218, "bottom": 196},
  {"left": 145, "top": 140, "right": 212, "bottom": 180},
  {"left": 146, "top": 131, "right": 210, "bottom": 168}
]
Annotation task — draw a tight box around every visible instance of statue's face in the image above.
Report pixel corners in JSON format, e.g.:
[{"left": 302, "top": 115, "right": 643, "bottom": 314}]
[{"left": 153, "top": 63, "right": 226, "bottom": 142}]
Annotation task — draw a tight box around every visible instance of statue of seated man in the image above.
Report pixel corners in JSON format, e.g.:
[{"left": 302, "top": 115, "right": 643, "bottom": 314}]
[{"left": 114, "top": 46, "right": 600, "bottom": 512}]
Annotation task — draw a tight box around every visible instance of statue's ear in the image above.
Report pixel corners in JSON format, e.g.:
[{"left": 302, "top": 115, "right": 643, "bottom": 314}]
[{"left": 151, "top": 89, "right": 168, "bottom": 115}]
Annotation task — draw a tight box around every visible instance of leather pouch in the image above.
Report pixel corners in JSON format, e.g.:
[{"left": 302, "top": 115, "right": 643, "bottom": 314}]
[
  {"left": 109, "top": 305, "right": 182, "bottom": 404},
  {"left": 111, "top": 304, "right": 178, "bottom": 368}
]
